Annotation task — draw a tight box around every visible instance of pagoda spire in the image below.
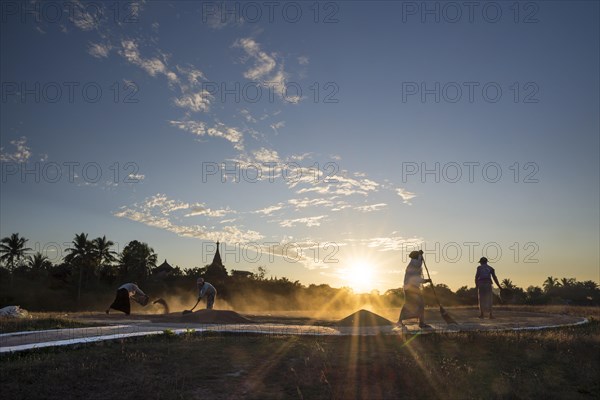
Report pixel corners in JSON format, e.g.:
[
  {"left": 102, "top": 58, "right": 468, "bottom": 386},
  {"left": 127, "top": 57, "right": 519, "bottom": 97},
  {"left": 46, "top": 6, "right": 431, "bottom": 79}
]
[{"left": 211, "top": 241, "right": 223, "bottom": 267}]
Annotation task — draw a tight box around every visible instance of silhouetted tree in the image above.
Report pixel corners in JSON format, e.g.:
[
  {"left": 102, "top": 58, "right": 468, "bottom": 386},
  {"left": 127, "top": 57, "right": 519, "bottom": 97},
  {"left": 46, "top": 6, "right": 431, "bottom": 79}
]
[
  {"left": 27, "top": 252, "right": 52, "bottom": 279},
  {"left": 185, "top": 266, "right": 208, "bottom": 277},
  {"left": 499, "top": 278, "right": 526, "bottom": 304},
  {"left": 525, "top": 286, "right": 545, "bottom": 305},
  {"left": 0, "top": 233, "right": 31, "bottom": 273},
  {"left": 119, "top": 240, "right": 157, "bottom": 283},
  {"left": 456, "top": 285, "right": 478, "bottom": 305},
  {"left": 501, "top": 278, "right": 516, "bottom": 290},
  {"left": 93, "top": 235, "right": 118, "bottom": 283},
  {"left": 254, "top": 265, "right": 267, "bottom": 280},
  {"left": 205, "top": 263, "right": 227, "bottom": 281},
  {"left": 65, "top": 233, "right": 95, "bottom": 303},
  {"left": 543, "top": 276, "right": 559, "bottom": 293},
  {"left": 559, "top": 277, "right": 576, "bottom": 288}
]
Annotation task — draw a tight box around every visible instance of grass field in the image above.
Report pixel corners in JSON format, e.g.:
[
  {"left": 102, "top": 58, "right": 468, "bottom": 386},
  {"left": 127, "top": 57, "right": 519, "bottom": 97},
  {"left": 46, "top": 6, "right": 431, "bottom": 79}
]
[{"left": 1, "top": 307, "right": 598, "bottom": 400}]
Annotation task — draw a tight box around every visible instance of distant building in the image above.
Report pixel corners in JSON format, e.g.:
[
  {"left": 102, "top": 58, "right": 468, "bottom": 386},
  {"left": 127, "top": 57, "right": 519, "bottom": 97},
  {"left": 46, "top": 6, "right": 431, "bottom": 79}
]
[
  {"left": 210, "top": 241, "right": 224, "bottom": 269},
  {"left": 205, "top": 241, "right": 228, "bottom": 282},
  {"left": 231, "top": 270, "right": 253, "bottom": 279},
  {"left": 153, "top": 259, "right": 175, "bottom": 278}
]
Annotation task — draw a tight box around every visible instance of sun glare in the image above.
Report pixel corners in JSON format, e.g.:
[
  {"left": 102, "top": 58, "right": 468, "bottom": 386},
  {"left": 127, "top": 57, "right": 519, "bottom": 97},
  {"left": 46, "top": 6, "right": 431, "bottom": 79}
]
[{"left": 346, "top": 259, "right": 375, "bottom": 293}]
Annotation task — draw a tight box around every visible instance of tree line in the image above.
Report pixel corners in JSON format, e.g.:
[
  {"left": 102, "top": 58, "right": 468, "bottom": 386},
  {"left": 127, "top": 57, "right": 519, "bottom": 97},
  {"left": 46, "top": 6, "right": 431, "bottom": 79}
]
[{"left": 1, "top": 233, "right": 599, "bottom": 311}]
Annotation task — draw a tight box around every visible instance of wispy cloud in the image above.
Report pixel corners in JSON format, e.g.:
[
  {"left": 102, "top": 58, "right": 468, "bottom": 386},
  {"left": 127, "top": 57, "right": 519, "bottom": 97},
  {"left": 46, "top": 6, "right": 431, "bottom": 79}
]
[
  {"left": 127, "top": 173, "right": 145, "bottom": 181},
  {"left": 240, "top": 108, "right": 257, "bottom": 123},
  {"left": 185, "top": 204, "right": 234, "bottom": 218},
  {"left": 227, "top": 149, "right": 383, "bottom": 198},
  {"left": 88, "top": 42, "right": 111, "bottom": 58},
  {"left": 120, "top": 39, "right": 178, "bottom": 83},
  {"left": 280, "top": 215, "right": 327, "bottom": 228},
  {"left": 288, "top": 197, "right": 334, "bottom": 210},
  {"left": 253, "top": 147, "right": 280, "bottom": 163},
  {"left": 354, "top": 203, "right": 387, "bottom": 212},
  {"left": 253, "top": 204, "right": 285, "bottom": 216},
  {"left": 349, "top": 235, "right": 424, "bottom": 252},
  {"left": 294, "top": 175, "right": 380, "bottom": 197},
  {"left": 270, "top": 121, "right": 285, "bottom": 134},
  {"left": 298, "top": 56, "right": 309, "bottom": 65},
  {"left": 114, "top": 194, "right": 259, "bottom": 243},
  {"left": 70, "top": 0, "right": 102, "bottom": 31},
  {"left": 234, "top": 37, "right": 301, "bottom": 103},
  {"left": 175, "top": 65, "right": 208, "bottom": 92},
  {"left": 144, "top": 193, "right": 190, "bottom": 215},
  {"left": 235, "top": 37, "right": 276, "bottom": 79},
  {"left": 169, "top": 120, "right": 244, "bottom": 150},
  {"left": 173, "top": 91, "right": 213, "bottom": 113},
  {"left": 396, "top": 188, "right": 417, "bottom": 205},
  {"left": 0, "top": 137, "right": 32, "bottom": 162}
]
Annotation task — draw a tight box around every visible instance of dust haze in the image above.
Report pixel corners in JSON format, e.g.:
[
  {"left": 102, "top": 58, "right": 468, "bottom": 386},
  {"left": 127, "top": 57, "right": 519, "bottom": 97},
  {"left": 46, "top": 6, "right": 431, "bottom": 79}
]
[{"left": 112, "top": 288, "right": 401, "bottom": 322}]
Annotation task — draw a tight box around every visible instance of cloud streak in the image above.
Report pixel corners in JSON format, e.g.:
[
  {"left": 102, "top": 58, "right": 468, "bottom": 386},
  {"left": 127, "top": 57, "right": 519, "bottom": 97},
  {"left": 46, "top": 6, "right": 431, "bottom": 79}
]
[
  {"left": 234, "top": 37, "right": 301, "bottom": 103},
  {"left": 0, "top": 137, "right": 32, "bottom": 162},
  {"left": 396, "top": 188, "right": 417, "bottom": 205},
  {"left": 169, "top": 120, "right": 244, "bottom": 150}
]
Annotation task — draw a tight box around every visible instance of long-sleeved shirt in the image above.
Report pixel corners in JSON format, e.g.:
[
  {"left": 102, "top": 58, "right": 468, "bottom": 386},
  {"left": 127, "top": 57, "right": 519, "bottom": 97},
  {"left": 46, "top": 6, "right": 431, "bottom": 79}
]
[
  {"left": 118, "top": 283, "right": 148, "bottom": 305},
  {"left": 118, "top": 283, "right": 146, "bottom": 298},
  {"left": 403, "top": 255, "right": 427, "bottom": 289},
  {"left": 198, "top": 282, "right": 217, "bottom": 298}
]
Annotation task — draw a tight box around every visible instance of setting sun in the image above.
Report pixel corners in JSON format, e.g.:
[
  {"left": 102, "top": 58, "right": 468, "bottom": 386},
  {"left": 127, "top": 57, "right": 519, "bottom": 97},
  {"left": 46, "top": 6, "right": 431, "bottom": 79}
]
[{"left": 346, "top": 259, "right": 375, "bottom": 293}]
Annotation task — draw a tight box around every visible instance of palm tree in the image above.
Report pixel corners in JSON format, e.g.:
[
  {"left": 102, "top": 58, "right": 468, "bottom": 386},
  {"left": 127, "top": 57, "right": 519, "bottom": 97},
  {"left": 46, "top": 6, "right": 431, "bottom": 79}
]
[
  {"left": 581, "top": 280, "right": 599, "bottom": 291},
  {"left": 28, "top": 252, "right": 52, "bottom": 278},
  {"left": 543, "top": 276, "right": 559, "bottom": 293},
  {"left": 559, "top": 277, "right": 576, "bottom": 287},
  {"left": 92, "top": 235, "right": 118, "bottom": 283},
  {"left": 65, "top": 233, "right": 94, "bottom": 304},
  {"left": 92, "top": 235, "right": 117, "bottom": 268},
  {"left": 501, "top": 278, "right": 516, "bottom": 290},
  {"left": 0, "top": 233, "right": 32, "bottom": 272},
  {"left": 28, "top": 252, "right": 52, "bottom": 269}
]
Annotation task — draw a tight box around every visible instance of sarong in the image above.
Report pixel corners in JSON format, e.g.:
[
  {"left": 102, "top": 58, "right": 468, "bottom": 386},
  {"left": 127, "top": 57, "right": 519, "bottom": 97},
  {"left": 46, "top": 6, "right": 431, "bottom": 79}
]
[
  {"left": 477, "top": 282, "right": 493, "bottom": 314},
  {"left": 399, "top": 287, "right": 424, "bottom": 321},
  {"left": 109, "top": 288, "right": 131, "bottom": 315}
]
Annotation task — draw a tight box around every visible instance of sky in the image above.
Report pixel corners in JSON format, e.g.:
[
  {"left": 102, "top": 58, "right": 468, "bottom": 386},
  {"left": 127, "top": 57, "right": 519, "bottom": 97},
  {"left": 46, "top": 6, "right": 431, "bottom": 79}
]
[{"left": 1, "top": 0, "right": 599, "bottom": 293}]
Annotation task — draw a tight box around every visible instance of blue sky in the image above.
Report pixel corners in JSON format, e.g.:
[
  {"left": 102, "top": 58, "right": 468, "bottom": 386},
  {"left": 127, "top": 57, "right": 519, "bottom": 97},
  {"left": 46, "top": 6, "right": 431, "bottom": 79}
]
[{"left": 1, "top": 1, "right": 599, "bottom": 292}]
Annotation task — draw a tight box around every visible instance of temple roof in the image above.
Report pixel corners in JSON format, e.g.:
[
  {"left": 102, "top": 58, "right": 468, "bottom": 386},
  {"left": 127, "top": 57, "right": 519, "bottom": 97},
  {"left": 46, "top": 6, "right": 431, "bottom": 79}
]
[
  {"left": 155, "top": 259, "right": 173, "bottom": 272},
  {"left": 211, "top": 241, "right": 223, "bottom": 267}
]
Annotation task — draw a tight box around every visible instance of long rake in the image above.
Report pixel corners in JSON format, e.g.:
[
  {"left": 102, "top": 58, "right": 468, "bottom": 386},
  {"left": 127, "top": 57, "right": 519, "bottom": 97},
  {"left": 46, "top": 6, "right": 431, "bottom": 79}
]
[{"left": 422, "top": 255, "right": 458, "bottom": 325}]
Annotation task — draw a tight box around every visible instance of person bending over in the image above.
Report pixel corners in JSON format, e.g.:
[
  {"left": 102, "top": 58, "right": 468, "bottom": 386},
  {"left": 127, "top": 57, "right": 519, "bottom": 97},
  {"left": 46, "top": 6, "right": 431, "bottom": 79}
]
[
  {"left": 106, "top": 282, "right": 149, "bottom": 315},
  {"left": 197, "top": 277, "right": 217, "bottom": 309}
]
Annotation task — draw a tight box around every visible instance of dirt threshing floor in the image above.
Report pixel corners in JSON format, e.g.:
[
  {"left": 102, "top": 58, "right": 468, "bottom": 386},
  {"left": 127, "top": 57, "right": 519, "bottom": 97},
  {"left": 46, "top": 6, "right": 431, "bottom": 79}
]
[
  {"left": 78, "top": 307, "right": 588, "bottom": 331},
  {"left": 0, "top": 308, "right": 590, "bottom": 353}
]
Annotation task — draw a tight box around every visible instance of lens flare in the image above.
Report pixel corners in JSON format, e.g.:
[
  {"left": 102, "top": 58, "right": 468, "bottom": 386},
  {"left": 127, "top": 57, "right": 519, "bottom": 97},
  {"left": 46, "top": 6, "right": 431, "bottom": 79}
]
[{"left": 346, "top": 259, "right": 374, "bottom": 293}]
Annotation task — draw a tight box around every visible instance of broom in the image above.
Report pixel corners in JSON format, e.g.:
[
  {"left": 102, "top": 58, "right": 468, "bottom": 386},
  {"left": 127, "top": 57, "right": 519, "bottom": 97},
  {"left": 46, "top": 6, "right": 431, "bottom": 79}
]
[{"left": 421, "top": 255, "right": 458, "bottom": 325}]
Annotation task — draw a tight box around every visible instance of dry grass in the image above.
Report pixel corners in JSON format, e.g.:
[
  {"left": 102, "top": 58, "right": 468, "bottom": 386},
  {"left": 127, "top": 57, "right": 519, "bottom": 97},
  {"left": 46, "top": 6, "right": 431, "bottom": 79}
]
[{"left": 491, "top": 305, "right": 600, "bottom": 319}]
